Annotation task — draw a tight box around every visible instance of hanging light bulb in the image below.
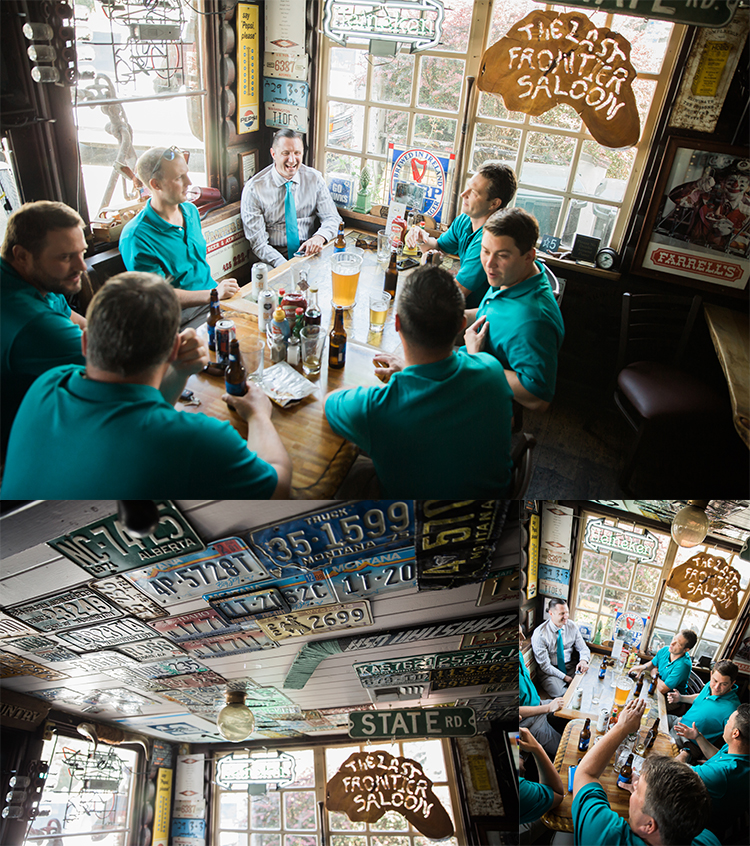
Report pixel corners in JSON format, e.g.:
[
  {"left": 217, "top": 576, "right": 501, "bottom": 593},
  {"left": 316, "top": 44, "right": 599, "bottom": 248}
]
[
  {"left": 217, "top": 690, "right": 255, "bottom": 741},
  {"left": 671, "top": 501, "right": 710, "bottom": 548}
]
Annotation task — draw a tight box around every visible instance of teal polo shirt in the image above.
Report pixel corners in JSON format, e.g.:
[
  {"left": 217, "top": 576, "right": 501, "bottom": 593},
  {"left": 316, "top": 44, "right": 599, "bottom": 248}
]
[
  {"left": 0, "top": 257, "right": 84, "bottom": 452},
  {"left": 120, "top": 200, "right": 216, "bottom": 291},
  {"left": 682, "top": 683, "right": 741, "bottom": 746},
  {"left": 1, "top": 365, "right": 277, "bottom": 499},
  {"left": 691, "top": 744, "right": 749, "bottom": 829},
  {"left": 520, "top": 653, "right": 541, "bottom": 707},
  {"left": 325, "top": 350, "right": 513, "bottom": 497},
  {"left": 573, "top": 782, "right": 721, "bottom": 846},
  {"left": 652, "top": 646, "right": 693, "bottom": 694},
  {"left": 520, "top": 777, "right": 554, "bottom": 825},
  {"left": 476, "top": 261, "right": 564, "bottom": 403},
  {"left": 436, "top": 213, "right": 487, "bottom": 308}
]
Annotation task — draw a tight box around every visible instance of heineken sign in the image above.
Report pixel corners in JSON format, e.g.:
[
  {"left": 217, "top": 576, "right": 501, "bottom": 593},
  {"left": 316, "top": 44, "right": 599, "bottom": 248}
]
[
  {"left": 584, "top": 518, "right": 659, "bottom": 563},
  {"left": 348, "top": 707, "right": 476, "bottom": 739},
  {"left": 534, "top": 0, "right": 738, "bottom": 28}
]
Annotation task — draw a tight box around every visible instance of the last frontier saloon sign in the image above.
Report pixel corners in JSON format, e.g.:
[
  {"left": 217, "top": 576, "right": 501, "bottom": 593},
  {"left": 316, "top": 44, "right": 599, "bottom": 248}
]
[{"left": 584, "top": 518, "right": 659, "bottom": 563}]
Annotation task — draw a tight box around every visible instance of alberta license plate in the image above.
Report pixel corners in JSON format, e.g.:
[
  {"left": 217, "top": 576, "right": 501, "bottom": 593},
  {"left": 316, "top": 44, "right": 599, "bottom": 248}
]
[{"left": 256, "top": 601, "right": 372, "bottom": 641}]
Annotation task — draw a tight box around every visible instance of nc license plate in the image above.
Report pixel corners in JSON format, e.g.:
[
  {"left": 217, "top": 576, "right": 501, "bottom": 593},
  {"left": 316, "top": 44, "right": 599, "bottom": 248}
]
[{"left": 257, "top": 601, "right": 372, "bottom": 641}]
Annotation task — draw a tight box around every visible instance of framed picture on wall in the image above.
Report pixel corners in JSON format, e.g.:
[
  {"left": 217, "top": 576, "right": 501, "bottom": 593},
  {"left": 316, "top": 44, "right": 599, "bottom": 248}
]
[
  {"left": 239, "top": 150, "right": 258, "bottom": 184},
  {"left": 632, "top": 136, "right": 750, "bottom": 292}
]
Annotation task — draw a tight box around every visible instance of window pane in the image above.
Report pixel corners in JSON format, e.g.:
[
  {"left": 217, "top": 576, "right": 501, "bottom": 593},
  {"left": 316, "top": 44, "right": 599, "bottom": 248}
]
[
  {"left": 252, "top": 791, "right": 281, "bottom": 829},
  {"left": 515, "top": 190, "right": 563, "bottom": 239},
  {"left": 602, "top": 589, "right": 624, "bottom": 617},
  {"left": 628, "top": 593, "right": 654, "bottom": 616},
  {"left": 368, "top": 109, "right": 409, "bottom": 156},
  {"left": 221, "top": 834, "right": 248, "bottom": 846},
  {"left": 488, "top": 0, "right": 539, "bottom": 44},
  {"left": 221, "top": 793, "right": 248, "bottom": 828},
  {"left": 606, "top": 559, "right": 634, "bottom": 590},
  {"left": 649, "top": 629, "right": 671, "bottom": 653},
  {"left": 413, "top": 114, "right": 457, "bottom": 152},
  {"left": 329, "top": 812, "right": 366, "bottom": 832},
  {"left": 325, "top": 152, "right": 361, "bottom": 181},
  {"left": 577, "top": 610, "right": 597, "bottom": 634},
  {"left": 618, "top": 16, "right": 673, "bottom": 74},
  {"left": 372, "top": 54, "right": 415, "bottom": 105},
  {"left": 559, "top": 199, "right": 619, "bottom": 249},
  {"left": 366, "top": 158, "right": 389, "bottom": 207},
  {"left": 573, "top": 141, "right": 636, "bottom": 203},
  {"left": 655, "top": 603, "right": 683, "bottom": 631},
  {"left": 520, "top": 133, "right": 575, "bottom": 191},
  {"left": 578, "top": 582, "right": 602, "bottom": 612},
  {"left": 437, "top": 0, "right": 474, "bottom": 53},
  {"left": 371, "top": 836, "right": 410, "bottom": 846},
  {"left": 331, "top": 837, "right": 367, "bottom": 846},
  {"left": 471, "top": 124, "right": 521, "bottom": 169},
  {"left": 284, "top": 837, "right": 316, "bottom": 846},
  {"left": 632, "top": 564, "right": 660, "bottom": 596},
  {"left": 328, "top": 48, "right": 367, "bottom": 100},
  {"left": 417, "top": 57, "right": 465, "bottom": 112},
  {"left": 370, "top": 810, "right": 409, "bottom": 831},
  {"left": 682, "top": 608, "right": 709, "bottom": 637},
  {"left": 633, "top": 78, "right": 658, "bottom": 129},
  {"left": 580, "top": 550, "right": 608, "bottom": 583},
  {"left": 284, "top": 792, "right": 316, "bottom": 831},
  {"left": 477, "top": 91, "right": 525, "bottom": 123},
  {"left": 694, "top": 640, "right": 719, "bottom": 663},
  {"left": 401, "top": 739, "right": 447, "bottom": 781},
  {"left": 530, "top": 104, "right": 581, "bottom": 132},
  {"left": 704, "top": 615, "right": 731, "bottom": 642},
  {"left": 252, "top": 836, "right": 280, "bottom": 846},
  {"left": 327, "top": 102, "right": 363, "bottom": 151},
  {"left": 326, "top": 746, "right": 360, "bottom": 779},
  {"left": 290, "top": 750, "right": 315, "bottom": 788}
]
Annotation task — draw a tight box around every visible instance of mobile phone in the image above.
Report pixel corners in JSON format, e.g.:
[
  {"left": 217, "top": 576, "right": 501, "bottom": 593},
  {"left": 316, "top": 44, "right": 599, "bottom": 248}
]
[
  {"left": 179, "top": 389, "right": 194, "bottom": 402},
  {"left": 294, "top": 248, "right": 306, "bottom": 256}
]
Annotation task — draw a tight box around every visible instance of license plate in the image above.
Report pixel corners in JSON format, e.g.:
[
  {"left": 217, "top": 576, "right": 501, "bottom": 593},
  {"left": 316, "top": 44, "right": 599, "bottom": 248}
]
[
  {"left": 208, "top": 586, "right": 290, "bottom": 624},
  {"left": 125, "top": 537, "right": 270, "bottom": 605},
  {"left": 13, "top": 639, "right": 79, "bottom": 663},
  {"left": 153, "top": 670, "right": 226, "bottom": 691},
  {"left": 263, "top": 78, "right": 310, "bottom": 108},
  {"left": 56, "top": 617, "right": 156, "bottom": 651},
  {"left": 114, "top": 637, "right": 188, "bottom": 663},
  {"left": 359, "top": 672, "right": 432, "bottom": 688},
  {"left": 109, "top": 656, "right": 208, "bottom": 681},
  {"left": 257, "top": 601, "right": 372, "bottom": 642},
  {"left": 0, "top": 650, "right": 69, "bottom": 680},
  {"left": 90, "top": 575, "right": 168, "bottom": 620},
  {"left": 0, "top": 612, "right": 39, "bottom": 640},
  {"left": 248, "top": 501, "right": 414, "bottom": 573},
  {"left": 326, "top": 548, "right": 417, "bottom": 601},
  {"left": 160, "top": 684, "right": 226, "bottom": 709},
  {"left": 5, "top": 588, "right": 123, "bottom": 633},
  {"left": 148, "top": 609, "right": 244, "bottom": 642},
  {"left": 68, "top": 650, "right": 138, "bottom": 675},
  {"left": 275, "top": 572, "right": 337, "bottom": 609},
  {"left": 181, "top": 631, "right": 273, "bottom": 659},
  {"left": 48, "top": 500, "right": 205, "bottom": 577},
  {"left": 354, "top": 656, "right": 435, "bottom": 679}
]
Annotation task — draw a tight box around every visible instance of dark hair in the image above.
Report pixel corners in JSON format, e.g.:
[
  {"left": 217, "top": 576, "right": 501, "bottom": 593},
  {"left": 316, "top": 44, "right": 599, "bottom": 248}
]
[
  {"left": 397, "top": 264, "right": 465, "bottom": 350},
  {"left": 679, "top": 629, "right": 698, "bottom": 650},
  {"left": 734, "top": 703, "right": 749, "bottom": 743},
  {"left": 272, "top": 128, "right": 304, "bottom": 148},
  {"left": 1, "top": 201, "right": 84, "bottom": 261},
  {"left": 86, "top": 272, "right": 181, "bottom": 377},
  {"left": 641, "top": 756, "right": 711, "bottom": 846},
  {"left": 484, "top": 207, "right": 539, "bottom": 254},
  {"left": 713, "top": 659, "right": 738, "bottom": 683},
  {"left": 477, "top": 161, "right": 518, "bottom": 208},
  {"left": 548, "top": 598, "right": 568, "bottom": 610}
]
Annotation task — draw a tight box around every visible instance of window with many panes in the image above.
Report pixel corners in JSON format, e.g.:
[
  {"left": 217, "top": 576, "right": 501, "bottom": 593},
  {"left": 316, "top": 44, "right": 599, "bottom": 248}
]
[
  {"left": 315, "top": 1, "right": 682, "bottom": 250},
  {"left": 214, "top": 740, "right": 464, "bottom": 846}
]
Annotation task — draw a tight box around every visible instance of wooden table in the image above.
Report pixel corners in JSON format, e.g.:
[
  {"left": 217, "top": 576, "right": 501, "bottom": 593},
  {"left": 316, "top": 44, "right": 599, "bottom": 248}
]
[
  {"left": 703, "top": 303, "right": 750, "bottom": 448},
  {"left": 180, "top": 231, "right": 404, "bottom": 498},
  {"left": 541, "top": 716, "right": 678, "bottom": 832}
]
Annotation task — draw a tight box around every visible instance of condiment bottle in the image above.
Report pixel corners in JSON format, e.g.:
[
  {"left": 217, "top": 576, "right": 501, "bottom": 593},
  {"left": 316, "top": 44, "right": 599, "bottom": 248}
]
[{"left": 304, "top": 283, "right": 321, "bottom": 326}]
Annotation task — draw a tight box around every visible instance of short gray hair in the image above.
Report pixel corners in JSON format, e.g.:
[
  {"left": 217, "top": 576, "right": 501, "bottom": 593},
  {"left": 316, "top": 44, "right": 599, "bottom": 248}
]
[{"left": 641, "top": 756, "right": 710, "bottom": 846}]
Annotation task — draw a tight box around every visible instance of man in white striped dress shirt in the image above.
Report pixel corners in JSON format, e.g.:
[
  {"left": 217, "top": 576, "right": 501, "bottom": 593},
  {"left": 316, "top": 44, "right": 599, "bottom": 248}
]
[{"left": 240, "top": 129, "right": 342, "bottom": 268}]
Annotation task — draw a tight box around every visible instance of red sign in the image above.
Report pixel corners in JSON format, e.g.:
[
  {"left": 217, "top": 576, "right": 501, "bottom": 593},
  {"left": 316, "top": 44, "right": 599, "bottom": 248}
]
[{"left": 649, "top": 247, "right": 744, "bottom": 282}]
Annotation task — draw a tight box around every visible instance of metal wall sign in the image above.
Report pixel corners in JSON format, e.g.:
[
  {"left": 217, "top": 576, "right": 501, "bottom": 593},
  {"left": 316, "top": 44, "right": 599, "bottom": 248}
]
[
  {"left": 348, "top": 707, "right": 476, "bottom": 739},
  {"left": 249, "top": 501, "right": 414, "bottom": 573},
  {"left": 532, "top": 0, "right": 739, "bottom": 28},
  {"left": 115, "top": 637, "right": 188, "bottom": 663},
  {"left": 323, "top": 0, "right": 445, "bottom": 50},
  {"left": 0, "top": 612, "right": 39, "bottom": 640},
  {"left": 5, "top": 587, "right": 123, "bottom": 633},
  {"left": 584, "top": 518, "right": 659, "bottom": 562},
  {"left": 257, "top": 601, "right": 373, "bottom": 641},
  {"left": 90, "top": 575, "right": 168, "bottom": 620},
  {"left": 263, "top": 77, "right": 309, "bottom": 108},
  {"left": 56, "top": 617, "right": 157, "bottom": 651},
  {"left": 148, "top": 608, "right": 244, "bottom": 643},
  {"left": 208, "top": 586, "right": 290, "bottom": 624},
  {"left": 0, "top": 650, "right": 68, "bottom": 680},
  {"left": 216, "top": 751, "right": 296, "bottom": 789},
  {"left": 355, "top": 645, "right": 515, "bottom": 681},
  {"left": 48, "top": 501, "right": 205, "bottom": 577},
  {"left": 0, "top": 688, "right": 50, "bottom": 731}
]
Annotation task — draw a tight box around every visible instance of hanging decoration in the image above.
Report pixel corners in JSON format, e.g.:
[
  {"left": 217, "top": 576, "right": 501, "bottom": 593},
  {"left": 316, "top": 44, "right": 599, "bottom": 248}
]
[{"left": 667, "top": 551, "right": 741, "bottom": 619}]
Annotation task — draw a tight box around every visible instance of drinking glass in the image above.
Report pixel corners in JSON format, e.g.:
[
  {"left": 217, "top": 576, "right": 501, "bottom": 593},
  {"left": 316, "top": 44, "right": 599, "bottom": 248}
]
[
  {"left": 300, "top": 326, "right": 325, "bottom": 376},
  {"left": 614, "top": 676, "right": 633, "bottom": 707},
  {"left": 368, "top": 292, "right": 391, "bottom": 332},
  {"left": 377, "top": 229, "right": 390, "bottom": 261},
  {"left": 244, "top": 338, "right": 264, "bottom": 383},
  {"left": 331, "top": 248, "right": 364, "bottom": 308}
]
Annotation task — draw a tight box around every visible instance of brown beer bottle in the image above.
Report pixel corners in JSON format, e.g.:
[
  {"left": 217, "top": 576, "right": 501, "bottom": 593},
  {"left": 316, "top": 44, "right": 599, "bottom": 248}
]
[
  {"left": 328, "top": 307, "right": 347, "bottom": 369},
  {"left": 384, "top": 248, "right": 398, "bottom": 299},
  {"left": 224, "top": 339, "right": 248, "bottom": 396},
  {"left": 648, "top": 672, "right": 659, "bottom": 696},
  {"left": 617, "top": 754, "right": 634, "bottom": 789},
  {"left": 578, "top": 718, "right": 591, "bottom": 752},
  {"left": 644, "top": 718, "right": 659, "bottom": 750},
  {"left": 634, "top": 673, "right": 644, "bottom": 697},
  {"left": 207, "top": 288, "right": 222, "bottom": 351},
  {"left": 333, "top": 222, "right": 346, "bottom": 253}
]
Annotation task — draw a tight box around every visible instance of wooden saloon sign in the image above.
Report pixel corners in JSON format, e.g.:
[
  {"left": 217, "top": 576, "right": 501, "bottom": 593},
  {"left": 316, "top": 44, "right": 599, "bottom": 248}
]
[
  {"left": 667, "top": 550, "right": 741, "bottom": 620},
  {"left": 326, "top": 750, "right": 454, "bottom": 839},
  {"left": 478, "top": 9, "right": 640, "bottom": 148}
]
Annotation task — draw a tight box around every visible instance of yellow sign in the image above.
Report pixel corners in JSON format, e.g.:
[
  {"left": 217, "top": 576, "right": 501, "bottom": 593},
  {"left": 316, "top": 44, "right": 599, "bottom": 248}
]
[
  {"left": 237, "top": 3, "right": 260, "bottom": 134},
  {"left": 691, "top": 41, "right": 733, "bottom": 97},
  {"left": 527, "top": 513, "right": 539, "bottom": 600},
  {"left": 152, "top": 768, "right": 173, "bottom": 846}
]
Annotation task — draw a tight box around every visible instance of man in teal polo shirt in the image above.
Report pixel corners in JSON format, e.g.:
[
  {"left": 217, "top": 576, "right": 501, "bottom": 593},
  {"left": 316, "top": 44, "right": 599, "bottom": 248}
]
[
  {"left": 519, "top": 727, "right": 563, "bottom": 831},
  {"left": 667, "top": 660, "right": 742, "bottom": 755},
  {"left": 405, "top": 161, "right": 517, "bottom": 308},
  {"left": 677, "top": 704, "right": 749, "bottom": 841},
  {"left": 120, "top": 146, "right": 240, "bottom": 327},
  {"left": 324, "top": 265, "right": 514, "bottom": 497},
  {"left": 573, "top": 697, "right": 719, "bottom": 846},
  {"left": 631, "top": 629, "right": 697, "bottom": 696},
  {"left": 464, "top": 208, "right": 564, "bottom": 412},
  {"left": 519, "top": 625, "right": 564, "bottom": 758},
  {"left": 1, "top": 272, "right": 291, "bottom": 499},
  {"left": 0, "top": 201, "right": 87, "bottom": 454}
]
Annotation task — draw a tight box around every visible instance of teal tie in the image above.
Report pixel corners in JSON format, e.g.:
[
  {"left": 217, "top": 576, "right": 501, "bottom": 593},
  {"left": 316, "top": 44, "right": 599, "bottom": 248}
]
[
  {"left": 556, "top": 628, "right": 566, "bottom": 672},
  {"left": 285, "top": 181, "right": 300, "bottom": 256}
]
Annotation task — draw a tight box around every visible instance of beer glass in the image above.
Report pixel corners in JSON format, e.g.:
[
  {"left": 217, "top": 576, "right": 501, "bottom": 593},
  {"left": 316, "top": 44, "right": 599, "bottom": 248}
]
[
  {"left": 614, "top": 676, "right": 633, "bottom": 707},
  {"left": 331, "top": 248, "right": 363, "bottom": 308},
  {"left": 300, "top": 326, "right": 325, "bottom": 376},
  {"left": 244, "top": 338, "right": 264, "bottom": 383},
  {"left": 368, "top": 292, "right": 391, "bottom": 332},
  {"left": 377, "top": 229, "right": 390, "bottom": 262}
]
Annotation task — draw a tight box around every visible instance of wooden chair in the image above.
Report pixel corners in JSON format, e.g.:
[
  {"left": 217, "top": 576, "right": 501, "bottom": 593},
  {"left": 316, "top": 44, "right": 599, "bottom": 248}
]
[
  {"left": 614, "top": 292, "right": 725, "bottom": 492},
  {"left": 686, "top": 670, "right": 704, "bottom": 696},
  {"left": 509, "top": 433, "right": 537, "bottom": 498}
]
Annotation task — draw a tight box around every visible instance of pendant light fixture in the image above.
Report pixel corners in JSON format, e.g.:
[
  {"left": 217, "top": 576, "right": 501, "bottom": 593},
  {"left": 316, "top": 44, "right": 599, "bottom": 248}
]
[
  {"left": 217, "top": 690, "right": 255, "bottom": 742},
  {"left": 671, "top": 501, "right": 710, "bottom": 548}
]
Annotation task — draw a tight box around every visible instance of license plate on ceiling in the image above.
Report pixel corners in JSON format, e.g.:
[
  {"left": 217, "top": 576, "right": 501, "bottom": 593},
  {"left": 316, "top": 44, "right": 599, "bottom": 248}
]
[
  {"left": 180, "top": 630, "right": 274, "bottom": 659},
  {"left": 4, "top": 587, "right": 124, "bottom": 633},
  {"left": 147, "top": 609, "right": 244, "bottom": 643},
  {"left": 256, "top": 600, "right": 373, "bottom": 641},
  {"left": 326, "top": 547, "right": 417, "bottom": 601},
  {"left": 90, "top": 575, "right": 168, "bottom": 620},
  {"left": 48, "top": 501, "right": 206, "bottom": 578},
  {"left": 0, "top": 650, "right": 69, "bottom": 681},
  {"left": 208, "top": 586, "right": 290, "bottom": 624},
  {"left": 248, "top": 500, "right": 414, "bottom": 573},
  {"left": 125, "top": 537, "right": 270, "bottom": 605},
  {"left": 55, "top": 617, "right": 157, "bottom": 651},
  {"left": 0, "top": 612, "right": 40, "bottom": 640},
  {"left": 114, "top": 637, "right": 188, "bottom": 663}
]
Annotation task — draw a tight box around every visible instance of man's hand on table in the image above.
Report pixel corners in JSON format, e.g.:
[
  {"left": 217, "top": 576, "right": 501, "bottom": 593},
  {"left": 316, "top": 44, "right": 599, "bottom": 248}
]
[
  {"left": 373, "top": 351, "right": 404, "bottom": 383},
  {"left": 464, "top": 315, "right": 488, "bottom": 354},
  {"left": 217, "top": 278, "right": 240, "bottom": 299},
  {"left": 673, "top": 720, "right": 699, "bottom": 741},
  {"left": 576, "top": 660, "right": 590, "bottom": 674},
  {"left": 548, "top": 697, "right": 565, "bottom": 713},
  {"left": 299, "top": 235, "right": 325, "bottom": 257},
  {"left": 223, "top": 382, "right": 273, "bottom": 421}
]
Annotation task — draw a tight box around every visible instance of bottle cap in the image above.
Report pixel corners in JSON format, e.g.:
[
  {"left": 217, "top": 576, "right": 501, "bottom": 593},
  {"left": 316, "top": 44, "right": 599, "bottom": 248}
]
[{"left": 274, "top": 307, "right": 285, "bottom": 320}]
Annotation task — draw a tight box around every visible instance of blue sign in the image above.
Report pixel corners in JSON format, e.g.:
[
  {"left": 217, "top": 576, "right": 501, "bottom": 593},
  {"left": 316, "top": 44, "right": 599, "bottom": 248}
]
[
  {"left": 263, "top": 77, "right": 310, "bottom": 108},
  {"left": 171, "top": 818, "right": 206, "bottom": 838},
  {"left": 388, "top": 145, "right": 454, "bottom": 224},
  {"left": 328, "top": 173, "right": 354, "bottom": 208}
]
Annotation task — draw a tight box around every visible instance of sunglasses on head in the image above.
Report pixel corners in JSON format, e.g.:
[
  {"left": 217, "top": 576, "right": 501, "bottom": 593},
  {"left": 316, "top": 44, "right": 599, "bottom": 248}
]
[{"left": 151, "top": 146, "right": 190, "bottom": 180}]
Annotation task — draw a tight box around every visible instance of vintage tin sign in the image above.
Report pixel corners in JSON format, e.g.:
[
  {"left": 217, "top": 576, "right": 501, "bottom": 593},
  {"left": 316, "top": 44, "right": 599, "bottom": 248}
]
[
  {"left": 125, "top": 537, "right": 270, "bottom": 606},
  {"left": 208, "top": 586, "right": 290, "bottom": 624},
  {"left": 249, "top": 500, "right": 414, "bottom": 573},
  {"left": 56, "top": 617, "right": 157, "bottom": 651},
  {"left": 5, "top": 587, "right": 123, "bottom": 633},
  {"left": 348, "top": 707, "right": 476, "bottom": 739},
  {"left": 326, "top": 547, "right": 417, "bottom": 601},
  {"left": 257, "top": 601, "right": 372, "bottom": 642},
  {"left": 180, "top": 630, "right": 274, "bottom": 659},
  {"left": 148, "top": 609, "right": 244, "bottom": 643},
  {"left": 91, "top": 575, "right": 168, "bottom": 620},
  {"left": 153, "top": 669, "right": 226, "bottom": 691},
  {"left": 115, "top": 637, "right": 188, "bottom": 663},
  {"left": 0, "top": 650, "right": 68, "bottom": 680},
  {"left": 0, "top": 612, "right": 39, "bottom": 640},
  {"left": 263, "top": 77, "right": 309, "bottom": 108},
  {"left": 48, "top": 501, "right": 205, "bottom": 578}
]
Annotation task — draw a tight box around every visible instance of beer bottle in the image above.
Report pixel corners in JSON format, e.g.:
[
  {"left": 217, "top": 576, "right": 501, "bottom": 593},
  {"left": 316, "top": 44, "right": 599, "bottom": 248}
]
[
  {"left": 305, "top": 283, "right": 321, "bottom": 326},
  {"left": 634, "top": 673, "right": 644, "bottom": 697},
  {"left": 648, "top": 673, "right": 658, "bottom": 696},
  {"left": 578, "top": 718, "right": 591, "bottom": 753},
  {"left": 207, "top": 288, "right": 222, "bottom": 351},
  {"left": 617, "top": 754, "right": 634, "bottom": 789},
  {"left": 384, "top": 249, "right": 398, "bottom": 300},
  {"left": 329, "top": 307, "right": 347, "bottom": 369},
  {"left": 644, "top": 719, "right": 659, "bottom": 750},
  {"left": 333, "top": 222, "right": 346, "bottom": 253},
  {"left": 598, "top": 659, "right": 607, "bottom": 680},
  {"left": 224, "top": 339, "right": 247, "bottom": 396}
]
